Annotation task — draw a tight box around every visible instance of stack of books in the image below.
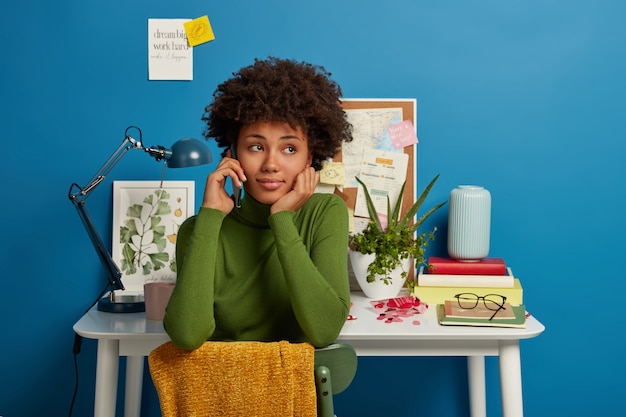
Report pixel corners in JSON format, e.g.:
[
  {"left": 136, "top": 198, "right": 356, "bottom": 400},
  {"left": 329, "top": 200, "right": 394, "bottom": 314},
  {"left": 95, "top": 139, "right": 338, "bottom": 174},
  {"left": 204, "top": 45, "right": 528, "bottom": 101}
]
[{"left": 413, "top": 257, "right": 524, "bottom": 306}]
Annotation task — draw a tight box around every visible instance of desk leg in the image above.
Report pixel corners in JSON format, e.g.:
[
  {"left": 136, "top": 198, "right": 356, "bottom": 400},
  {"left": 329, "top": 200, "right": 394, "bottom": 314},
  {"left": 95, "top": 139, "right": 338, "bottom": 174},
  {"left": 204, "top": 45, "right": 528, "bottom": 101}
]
[
  {"left": 94, "top": 339, "right": 119, "bottom": 417},
  {"left": 499, "top": 340, "right": 523, "bottom": 417},
  {"left": 467, "top": 356, "right": 486, "bottom": 417},
  {"left": 124, "top": 356, "right": 144, "bottom": 417}
]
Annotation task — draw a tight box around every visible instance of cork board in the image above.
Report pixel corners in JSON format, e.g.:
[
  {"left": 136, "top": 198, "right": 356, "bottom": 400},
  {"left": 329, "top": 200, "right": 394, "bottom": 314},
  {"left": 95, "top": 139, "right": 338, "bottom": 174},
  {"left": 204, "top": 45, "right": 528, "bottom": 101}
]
[
  {"left": 333, "top": 99, "right": 417, "bottom": 289},
  {"left": 333, "top": 98, "right": 417, "bottom": 219}
]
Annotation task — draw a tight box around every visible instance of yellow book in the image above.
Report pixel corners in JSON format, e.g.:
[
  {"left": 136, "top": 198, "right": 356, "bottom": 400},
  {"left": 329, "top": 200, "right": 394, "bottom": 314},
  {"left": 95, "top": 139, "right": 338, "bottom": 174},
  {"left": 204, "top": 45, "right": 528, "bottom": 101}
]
[{"left": 413, "top": 279, "right": 523, "bottom": 306}]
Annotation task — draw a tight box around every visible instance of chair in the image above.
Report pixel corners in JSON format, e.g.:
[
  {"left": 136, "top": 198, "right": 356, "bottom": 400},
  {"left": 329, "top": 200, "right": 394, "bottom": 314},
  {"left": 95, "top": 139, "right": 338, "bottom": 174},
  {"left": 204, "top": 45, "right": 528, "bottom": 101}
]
[
  {"left": 148, "top": 341, "right": 357, "bottom": 417},
  {"left": 313, "top": 343, "right": 358, "bottom": 417}
]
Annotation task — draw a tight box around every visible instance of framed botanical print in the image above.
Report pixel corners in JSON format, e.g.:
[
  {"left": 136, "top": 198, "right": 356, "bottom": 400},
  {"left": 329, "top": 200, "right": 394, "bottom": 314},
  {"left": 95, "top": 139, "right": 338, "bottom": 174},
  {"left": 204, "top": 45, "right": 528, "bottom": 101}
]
[{"left": 112, "top": 180, "right": 195, "bottom": 293}]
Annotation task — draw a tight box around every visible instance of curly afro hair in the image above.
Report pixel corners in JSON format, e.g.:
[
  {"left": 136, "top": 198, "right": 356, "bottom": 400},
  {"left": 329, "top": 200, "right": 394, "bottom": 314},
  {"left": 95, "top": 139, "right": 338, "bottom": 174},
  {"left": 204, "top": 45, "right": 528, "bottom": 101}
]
[{"left": 202, "top": 57, "right": 353, "bottom": 170}]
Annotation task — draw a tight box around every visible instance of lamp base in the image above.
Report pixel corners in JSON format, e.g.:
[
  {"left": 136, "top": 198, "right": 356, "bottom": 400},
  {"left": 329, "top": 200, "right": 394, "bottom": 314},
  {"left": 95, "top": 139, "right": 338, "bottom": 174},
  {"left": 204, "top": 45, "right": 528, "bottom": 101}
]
[{"left": 97, "top": 293, "right": 146, "bottom": 313}]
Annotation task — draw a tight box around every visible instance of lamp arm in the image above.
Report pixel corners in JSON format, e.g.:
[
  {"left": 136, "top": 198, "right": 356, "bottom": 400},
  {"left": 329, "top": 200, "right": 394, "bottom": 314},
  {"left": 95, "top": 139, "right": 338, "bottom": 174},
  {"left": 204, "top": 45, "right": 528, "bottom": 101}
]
[
  {"left": 69, "top": 134, "right": 142, "bottom": 202},
  {"left": 72, "top": 198, "right": 124, "bottom": 291},
  {"left": 67, "top": 128, "right": 147, "bottom": 294}
]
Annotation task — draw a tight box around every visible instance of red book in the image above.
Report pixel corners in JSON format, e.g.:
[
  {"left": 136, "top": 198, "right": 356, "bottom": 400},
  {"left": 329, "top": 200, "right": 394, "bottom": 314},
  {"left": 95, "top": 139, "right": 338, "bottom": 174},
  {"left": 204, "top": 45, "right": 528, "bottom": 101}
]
[{"left": 427, "top": 257, "right": 507, "bottom": 275}]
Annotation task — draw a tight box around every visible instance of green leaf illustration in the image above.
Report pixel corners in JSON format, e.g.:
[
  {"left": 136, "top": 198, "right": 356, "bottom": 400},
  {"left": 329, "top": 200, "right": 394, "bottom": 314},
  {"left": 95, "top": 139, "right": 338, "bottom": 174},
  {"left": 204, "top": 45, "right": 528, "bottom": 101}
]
[{"left": 118, "top": 188, "right": 179, "bottom": 276}]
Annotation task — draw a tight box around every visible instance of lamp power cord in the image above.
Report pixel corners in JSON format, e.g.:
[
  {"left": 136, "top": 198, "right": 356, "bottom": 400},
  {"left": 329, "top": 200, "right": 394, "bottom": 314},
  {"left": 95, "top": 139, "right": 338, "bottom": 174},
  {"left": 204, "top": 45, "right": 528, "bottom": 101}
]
[{"left": 67, "top": 284, "right": 110, "bottom": 417}]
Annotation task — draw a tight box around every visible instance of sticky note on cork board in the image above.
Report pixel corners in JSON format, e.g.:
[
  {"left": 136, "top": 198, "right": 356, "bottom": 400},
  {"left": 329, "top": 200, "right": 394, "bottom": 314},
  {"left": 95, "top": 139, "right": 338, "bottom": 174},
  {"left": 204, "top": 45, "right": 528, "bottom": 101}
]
[{"left": 387, "top": 120, "right": 418, "bottom": 149}]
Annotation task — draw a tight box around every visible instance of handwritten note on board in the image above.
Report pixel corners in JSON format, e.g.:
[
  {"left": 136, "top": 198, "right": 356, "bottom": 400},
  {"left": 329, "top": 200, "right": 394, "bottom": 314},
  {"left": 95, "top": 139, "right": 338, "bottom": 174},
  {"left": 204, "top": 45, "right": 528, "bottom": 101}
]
[
  {"left": 388, "top": 120, "right": 418, "bottom": 149},
  {"left": 320, "top": 161, "right": 346, "bottom": 185}
]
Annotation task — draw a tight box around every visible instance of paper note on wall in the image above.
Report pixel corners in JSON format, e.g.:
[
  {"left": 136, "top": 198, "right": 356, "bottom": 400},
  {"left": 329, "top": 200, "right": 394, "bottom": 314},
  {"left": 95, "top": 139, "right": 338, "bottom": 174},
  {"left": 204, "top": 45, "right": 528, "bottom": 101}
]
[
  {"left": 148, "top": 19, "right": 193, "bottom": 81},
  {"left": 354, "top": 149, "right": 409, "bottom": 219}
]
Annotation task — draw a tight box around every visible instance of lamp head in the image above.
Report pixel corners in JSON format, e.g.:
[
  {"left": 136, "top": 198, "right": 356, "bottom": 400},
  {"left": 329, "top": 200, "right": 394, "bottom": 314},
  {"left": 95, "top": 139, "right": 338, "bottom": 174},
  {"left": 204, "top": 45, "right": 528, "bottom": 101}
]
[
  {"left": 167, "top": 138, "right": 212, "bottom": 168},
  {"left": 145, "top": 138, "right": 212, "bottom": 168}
]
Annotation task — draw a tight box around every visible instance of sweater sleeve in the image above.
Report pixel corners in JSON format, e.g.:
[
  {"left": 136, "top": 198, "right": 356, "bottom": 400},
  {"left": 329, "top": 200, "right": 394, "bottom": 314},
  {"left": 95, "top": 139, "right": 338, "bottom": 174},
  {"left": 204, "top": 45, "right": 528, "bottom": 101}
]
[
  {"left": 268, "top": 195, "right": 350, "bottom": 347},
  {"left": 163, "top": 207, "right": 226, "bottom": 350}
]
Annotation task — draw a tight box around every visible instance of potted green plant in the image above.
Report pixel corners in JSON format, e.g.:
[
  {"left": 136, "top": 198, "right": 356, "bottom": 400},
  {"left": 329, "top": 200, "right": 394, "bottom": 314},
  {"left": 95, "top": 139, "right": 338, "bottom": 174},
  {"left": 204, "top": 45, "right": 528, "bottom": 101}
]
[{"left": 348, "top": 174, "right": 446, "bottom": 298}]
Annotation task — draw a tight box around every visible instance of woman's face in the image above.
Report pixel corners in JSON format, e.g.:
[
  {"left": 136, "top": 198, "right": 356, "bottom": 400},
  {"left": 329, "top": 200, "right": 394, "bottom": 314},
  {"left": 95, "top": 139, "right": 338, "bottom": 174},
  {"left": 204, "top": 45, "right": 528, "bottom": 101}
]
[{"left": 236, "top": 120, "right": 313, "bottom": 205}]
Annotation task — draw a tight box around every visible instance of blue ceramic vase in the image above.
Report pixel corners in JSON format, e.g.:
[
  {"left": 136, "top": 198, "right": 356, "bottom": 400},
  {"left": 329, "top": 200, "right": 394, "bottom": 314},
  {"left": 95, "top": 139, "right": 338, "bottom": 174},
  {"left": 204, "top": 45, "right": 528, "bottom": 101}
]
[{"left": 447, "top": 185, "right": 491, "bottom": 261}]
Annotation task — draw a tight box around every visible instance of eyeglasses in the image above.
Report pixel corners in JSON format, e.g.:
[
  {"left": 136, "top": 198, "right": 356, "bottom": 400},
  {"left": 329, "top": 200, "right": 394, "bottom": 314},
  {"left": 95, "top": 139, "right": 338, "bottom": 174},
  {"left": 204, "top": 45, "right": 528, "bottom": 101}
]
[{"left": 454, "top": 293, "right": 507, "bottom": 320}]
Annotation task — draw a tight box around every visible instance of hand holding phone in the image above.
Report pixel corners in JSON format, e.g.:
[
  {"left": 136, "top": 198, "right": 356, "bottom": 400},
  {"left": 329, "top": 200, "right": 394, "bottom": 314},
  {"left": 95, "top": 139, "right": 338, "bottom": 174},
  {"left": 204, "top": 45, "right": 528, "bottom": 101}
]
[{"left": 201, "top": 146, "right": 246, "bottom": 213}]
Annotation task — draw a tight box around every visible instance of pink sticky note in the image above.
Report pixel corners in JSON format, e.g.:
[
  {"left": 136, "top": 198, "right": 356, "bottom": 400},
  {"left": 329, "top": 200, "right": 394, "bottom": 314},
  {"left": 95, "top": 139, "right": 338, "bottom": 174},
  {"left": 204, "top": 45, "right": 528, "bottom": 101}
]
[{"left": 388, "top": 120, "right": 418, "bottom": 149}]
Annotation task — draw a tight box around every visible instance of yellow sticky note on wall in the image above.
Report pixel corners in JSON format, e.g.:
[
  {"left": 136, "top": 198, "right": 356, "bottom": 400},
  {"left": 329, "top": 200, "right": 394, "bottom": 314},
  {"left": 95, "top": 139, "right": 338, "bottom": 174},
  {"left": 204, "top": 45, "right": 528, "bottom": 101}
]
[{"left": 183, "top": 15, "right": 215, "bottom": 46}]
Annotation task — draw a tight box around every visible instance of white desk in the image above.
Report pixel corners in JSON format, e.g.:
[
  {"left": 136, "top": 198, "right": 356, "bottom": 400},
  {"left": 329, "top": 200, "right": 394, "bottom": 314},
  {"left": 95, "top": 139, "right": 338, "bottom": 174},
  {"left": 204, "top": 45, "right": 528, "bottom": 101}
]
[{"left": 73, "top": 292, "right": 544, "bottom": 417}]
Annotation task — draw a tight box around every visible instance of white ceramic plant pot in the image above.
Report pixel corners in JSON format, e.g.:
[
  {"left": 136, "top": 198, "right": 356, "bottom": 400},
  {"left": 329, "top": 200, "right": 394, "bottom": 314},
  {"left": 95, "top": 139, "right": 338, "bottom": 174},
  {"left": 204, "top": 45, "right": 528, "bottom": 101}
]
[{"left": 349, "top": 250, "right": 411, "bottom": 299}]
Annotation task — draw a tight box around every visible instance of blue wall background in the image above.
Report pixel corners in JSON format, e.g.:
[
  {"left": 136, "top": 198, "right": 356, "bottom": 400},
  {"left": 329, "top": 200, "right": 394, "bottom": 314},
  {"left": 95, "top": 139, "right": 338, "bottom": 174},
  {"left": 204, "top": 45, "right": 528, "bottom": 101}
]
[{"left": 2, "top": 1, "right": 625, "bottom": 416}]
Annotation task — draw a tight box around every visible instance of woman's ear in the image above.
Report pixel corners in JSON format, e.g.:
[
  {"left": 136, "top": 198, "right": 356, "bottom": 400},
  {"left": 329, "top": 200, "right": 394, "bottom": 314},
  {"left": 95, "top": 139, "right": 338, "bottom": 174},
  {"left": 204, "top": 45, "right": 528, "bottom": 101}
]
[{"left": 306, "top": 151, "right": 314, "bottom": 167}]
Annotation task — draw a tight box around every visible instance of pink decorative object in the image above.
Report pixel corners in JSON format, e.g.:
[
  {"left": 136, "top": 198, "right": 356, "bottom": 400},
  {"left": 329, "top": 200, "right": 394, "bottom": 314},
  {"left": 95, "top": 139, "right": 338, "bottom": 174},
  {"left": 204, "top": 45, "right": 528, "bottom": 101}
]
[{"left": 370, "top": 295, "right": 428, "bottom": 324}]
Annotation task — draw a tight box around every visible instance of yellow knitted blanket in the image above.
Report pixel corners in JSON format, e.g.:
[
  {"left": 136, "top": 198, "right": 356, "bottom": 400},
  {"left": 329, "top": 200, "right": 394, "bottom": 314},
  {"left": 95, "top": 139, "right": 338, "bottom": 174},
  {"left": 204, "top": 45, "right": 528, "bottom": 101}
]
[{"left": 149, "top": 340, "right": 317, "bottom": 417}]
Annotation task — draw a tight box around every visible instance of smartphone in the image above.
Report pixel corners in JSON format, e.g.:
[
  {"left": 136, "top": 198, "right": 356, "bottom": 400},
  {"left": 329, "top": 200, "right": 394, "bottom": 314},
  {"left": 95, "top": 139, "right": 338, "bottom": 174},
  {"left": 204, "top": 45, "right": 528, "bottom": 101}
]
[{"left": 231, "top": 145, "right": 243, "bottom": 208}]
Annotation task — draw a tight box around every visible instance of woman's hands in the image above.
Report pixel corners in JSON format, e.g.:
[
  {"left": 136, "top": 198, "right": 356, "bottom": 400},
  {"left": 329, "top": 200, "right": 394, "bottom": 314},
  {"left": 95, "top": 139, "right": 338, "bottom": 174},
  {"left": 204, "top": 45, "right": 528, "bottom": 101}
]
[
  {"left": 202, "top": 151, "right": 319, "bottom": 215},
  {"left": 270, "top": 167, "right": 320, "bottom": 214},
  {"left": 201, "top": 151, "right": 246, "bottom": 214}
]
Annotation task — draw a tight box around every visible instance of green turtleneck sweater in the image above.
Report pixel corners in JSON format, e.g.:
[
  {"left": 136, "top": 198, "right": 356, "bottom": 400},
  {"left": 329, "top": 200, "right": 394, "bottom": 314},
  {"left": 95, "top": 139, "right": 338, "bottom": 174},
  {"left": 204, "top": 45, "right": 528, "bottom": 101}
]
[{"left": 163, "top": 193, "right": 350, "bottom": 350}]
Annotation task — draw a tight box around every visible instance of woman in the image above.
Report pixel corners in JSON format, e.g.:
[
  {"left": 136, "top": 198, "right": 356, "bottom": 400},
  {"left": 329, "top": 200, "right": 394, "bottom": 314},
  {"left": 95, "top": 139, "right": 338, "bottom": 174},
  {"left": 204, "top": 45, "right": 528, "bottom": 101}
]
[{"left": 164, "top": 57, "right": 353, "bottom": 350}]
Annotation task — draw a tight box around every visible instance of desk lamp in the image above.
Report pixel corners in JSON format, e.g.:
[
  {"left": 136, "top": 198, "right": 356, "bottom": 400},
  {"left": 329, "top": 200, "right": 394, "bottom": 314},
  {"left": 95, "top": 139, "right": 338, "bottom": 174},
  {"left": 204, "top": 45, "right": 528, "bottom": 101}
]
[{"left": 68, "top": 126, "right": 212, "bottom": 313}]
